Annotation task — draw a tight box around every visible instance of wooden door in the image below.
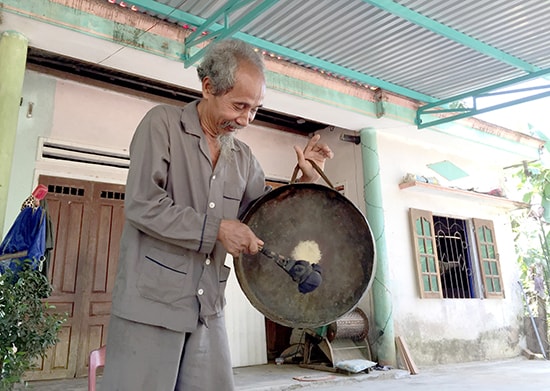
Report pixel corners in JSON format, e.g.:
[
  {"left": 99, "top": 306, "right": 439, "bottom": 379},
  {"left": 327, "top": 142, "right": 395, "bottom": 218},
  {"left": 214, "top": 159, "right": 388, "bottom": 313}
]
[
  {"left": 24, "top": 176, "right": 124, "bottom": 380},
  {"left": 75, "top": 181, "right": 125, "bottom": 376}
]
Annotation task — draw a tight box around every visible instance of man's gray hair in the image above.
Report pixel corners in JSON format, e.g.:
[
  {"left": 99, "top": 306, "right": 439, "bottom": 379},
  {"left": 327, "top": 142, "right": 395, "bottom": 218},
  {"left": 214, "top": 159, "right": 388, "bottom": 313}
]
[{"left": 197, "top": 39, "right": 265, "bottom": 96}]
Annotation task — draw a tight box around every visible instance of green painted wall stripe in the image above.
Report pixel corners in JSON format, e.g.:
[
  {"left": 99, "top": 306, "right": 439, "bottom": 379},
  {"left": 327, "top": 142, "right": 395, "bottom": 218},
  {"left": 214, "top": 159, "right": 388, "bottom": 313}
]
[
  {"left": 266, "top": 71, "right": 540, "bottom": 159},
  {"left": 363, "top": 0, "right": 539, "bottom": 73},
  {"left": 1, "top": 0, "right": 187, "bottom": 60}
]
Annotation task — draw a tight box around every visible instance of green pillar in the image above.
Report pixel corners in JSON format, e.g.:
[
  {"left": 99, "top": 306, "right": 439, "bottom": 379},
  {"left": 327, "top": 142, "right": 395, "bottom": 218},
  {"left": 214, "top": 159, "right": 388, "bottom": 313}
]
[
  {"left": 359, "top": 127, "right": 396, "bottom": 366},
  {"left": 0, "top": 31, "right": 28, "bottom": 237}
]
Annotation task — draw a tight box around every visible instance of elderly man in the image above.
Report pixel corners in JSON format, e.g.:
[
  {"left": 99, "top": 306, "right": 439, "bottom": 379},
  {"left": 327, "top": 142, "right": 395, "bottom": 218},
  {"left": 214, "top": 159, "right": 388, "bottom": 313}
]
[{"left": 101, "top": 39, "right": 333, "bottom": 391}]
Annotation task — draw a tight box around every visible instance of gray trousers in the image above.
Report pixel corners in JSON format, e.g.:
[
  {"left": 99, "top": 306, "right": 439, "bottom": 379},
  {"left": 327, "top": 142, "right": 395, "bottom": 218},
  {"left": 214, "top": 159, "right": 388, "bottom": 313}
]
[{"left": 100, "top": 314, "right": 235, "bottom": 391}]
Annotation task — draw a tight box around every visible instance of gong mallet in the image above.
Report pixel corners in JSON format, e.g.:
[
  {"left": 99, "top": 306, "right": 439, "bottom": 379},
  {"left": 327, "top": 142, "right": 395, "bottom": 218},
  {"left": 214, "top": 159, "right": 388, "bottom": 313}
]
[{"left": 258, "top": 246, "right": 322, "bottom": 294}]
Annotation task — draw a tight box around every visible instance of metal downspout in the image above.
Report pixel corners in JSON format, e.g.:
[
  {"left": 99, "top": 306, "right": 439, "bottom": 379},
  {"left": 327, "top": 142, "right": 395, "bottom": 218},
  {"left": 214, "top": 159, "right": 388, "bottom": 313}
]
[
  {"left": 359, "top": 127, "right": 396, "bottom": 366},
  {"left": 0, "top": 31, "right": 28, "bottom": 237}
]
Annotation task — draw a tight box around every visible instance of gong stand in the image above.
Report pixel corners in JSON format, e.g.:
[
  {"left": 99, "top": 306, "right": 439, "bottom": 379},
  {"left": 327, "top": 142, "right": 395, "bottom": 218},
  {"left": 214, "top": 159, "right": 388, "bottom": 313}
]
[
  {"left": 236, "top": 161, "right": 377, "bottom": 374},
  {"left": 300, "top": 308, "right": 373, "bottom": 374}
]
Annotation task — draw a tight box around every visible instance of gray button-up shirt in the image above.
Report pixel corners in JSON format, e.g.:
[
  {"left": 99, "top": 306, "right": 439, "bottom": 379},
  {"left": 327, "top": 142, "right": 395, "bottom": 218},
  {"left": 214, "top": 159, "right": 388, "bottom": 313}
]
[{"left": 111, "top": 102, "right": 268, "bottom": 332}]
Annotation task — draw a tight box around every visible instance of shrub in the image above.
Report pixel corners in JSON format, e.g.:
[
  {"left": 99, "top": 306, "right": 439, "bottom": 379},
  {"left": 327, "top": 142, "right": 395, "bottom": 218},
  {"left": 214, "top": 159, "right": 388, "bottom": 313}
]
[{"left": 0, "top": 267, "right": 65, "bottom": 390}]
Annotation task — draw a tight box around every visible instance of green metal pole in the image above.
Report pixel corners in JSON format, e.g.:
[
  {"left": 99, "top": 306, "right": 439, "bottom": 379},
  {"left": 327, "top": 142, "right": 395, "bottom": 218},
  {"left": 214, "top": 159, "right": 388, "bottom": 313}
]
[
  {"left": 359, "top": 127, "right": 396, "bottom": 366},
  {"left": 0, "top": 31, "right": 28, "bottom": 237}
]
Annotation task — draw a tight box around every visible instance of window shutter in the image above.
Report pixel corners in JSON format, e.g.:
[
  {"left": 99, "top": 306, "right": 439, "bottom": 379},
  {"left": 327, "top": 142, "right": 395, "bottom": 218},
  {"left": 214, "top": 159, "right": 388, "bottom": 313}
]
[
  {"left": 409, "top": 209, "right": 442, "bottom": 298},
  {"left": 472, "top": 218, "right": 504, "bottom": 298}
]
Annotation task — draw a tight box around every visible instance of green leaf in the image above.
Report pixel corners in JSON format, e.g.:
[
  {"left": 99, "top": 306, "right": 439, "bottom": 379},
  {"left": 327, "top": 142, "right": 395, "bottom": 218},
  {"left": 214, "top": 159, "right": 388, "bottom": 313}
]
[{"left": 0, "top": 268, "right": 66, "bottom": 388}]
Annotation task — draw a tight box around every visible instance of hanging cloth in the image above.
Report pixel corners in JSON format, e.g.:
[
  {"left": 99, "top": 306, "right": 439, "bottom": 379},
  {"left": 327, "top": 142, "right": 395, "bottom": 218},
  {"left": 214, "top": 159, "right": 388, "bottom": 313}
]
[
  {"left": 0, "top": 200, "right": 47, "bottom": 274},
  {"left": 39, "top": 198, "right": 55, "bottom": 277}
]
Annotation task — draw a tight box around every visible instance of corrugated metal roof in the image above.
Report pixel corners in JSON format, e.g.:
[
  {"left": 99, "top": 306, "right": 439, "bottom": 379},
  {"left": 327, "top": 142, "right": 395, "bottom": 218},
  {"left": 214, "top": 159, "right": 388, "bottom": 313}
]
[{"left": 128, "top": 0, "right": 550, "bottom": 107}]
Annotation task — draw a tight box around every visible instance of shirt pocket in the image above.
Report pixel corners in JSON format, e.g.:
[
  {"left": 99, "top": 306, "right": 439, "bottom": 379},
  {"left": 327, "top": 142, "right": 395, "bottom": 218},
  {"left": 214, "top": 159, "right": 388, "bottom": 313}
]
[
  {"left": 223, "top": 183, "right": 244, "bottom": 219},
  {"left": 137, "top": 247, "right": 193, "bottom": 304}
]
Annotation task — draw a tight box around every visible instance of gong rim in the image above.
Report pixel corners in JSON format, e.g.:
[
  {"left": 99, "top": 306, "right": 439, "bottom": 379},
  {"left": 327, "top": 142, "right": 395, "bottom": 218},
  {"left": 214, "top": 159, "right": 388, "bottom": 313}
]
[{"left": 235, "top": 183, "right": 376, "bottom": 328}]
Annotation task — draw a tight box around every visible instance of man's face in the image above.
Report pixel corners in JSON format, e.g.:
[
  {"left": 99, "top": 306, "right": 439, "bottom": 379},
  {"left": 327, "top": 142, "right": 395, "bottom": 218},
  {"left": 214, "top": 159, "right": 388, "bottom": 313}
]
[{"left": 202, "top": 61, "right": 266, "bottom": 136}]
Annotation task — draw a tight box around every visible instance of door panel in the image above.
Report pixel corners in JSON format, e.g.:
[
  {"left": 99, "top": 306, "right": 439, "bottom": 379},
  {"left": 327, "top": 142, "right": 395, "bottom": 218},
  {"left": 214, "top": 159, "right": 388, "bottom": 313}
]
[
  {"left": 24, "top": 176, "right": 124, "bottom": 380},
  {"left": 76, "top": 183, "right": 124, "bottom": 377}
]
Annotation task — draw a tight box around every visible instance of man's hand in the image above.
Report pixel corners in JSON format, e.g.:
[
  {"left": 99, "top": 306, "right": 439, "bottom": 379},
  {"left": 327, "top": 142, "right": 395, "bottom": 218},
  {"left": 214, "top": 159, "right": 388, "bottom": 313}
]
[
  {"left": 293, "top": 134, "right": 334, "bottom": 183},
  {"left": 218, "top": 220, "right": 264, "bottom": 257}
]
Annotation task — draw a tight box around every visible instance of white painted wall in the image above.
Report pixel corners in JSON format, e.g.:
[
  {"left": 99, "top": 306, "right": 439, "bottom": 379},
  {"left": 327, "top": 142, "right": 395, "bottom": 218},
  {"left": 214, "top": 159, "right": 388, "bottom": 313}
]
[
  {"left": 50, "top": 79, "right": 154, "bottom": 151},
  {"left": 6, "top": 70, "right": 56, "bottom": 229},
  {"left": 376, "top": 131, "right": 523, "bottom": 364}
]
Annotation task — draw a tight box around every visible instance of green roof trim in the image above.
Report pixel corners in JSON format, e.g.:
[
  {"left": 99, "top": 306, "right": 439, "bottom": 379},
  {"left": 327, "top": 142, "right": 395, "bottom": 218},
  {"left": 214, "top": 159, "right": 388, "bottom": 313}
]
[
  {"left": 124, "top": 0, "right": 436, "bottom": 103},
  {"left": 416, "top": 68, "right": 550, "bottom": 128}
]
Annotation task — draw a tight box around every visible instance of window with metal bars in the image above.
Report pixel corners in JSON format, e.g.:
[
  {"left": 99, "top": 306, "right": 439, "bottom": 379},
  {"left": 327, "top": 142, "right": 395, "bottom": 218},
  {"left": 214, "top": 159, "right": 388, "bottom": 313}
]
[{"left": 409, "top": 208, "right": 504, "bottom": 299}]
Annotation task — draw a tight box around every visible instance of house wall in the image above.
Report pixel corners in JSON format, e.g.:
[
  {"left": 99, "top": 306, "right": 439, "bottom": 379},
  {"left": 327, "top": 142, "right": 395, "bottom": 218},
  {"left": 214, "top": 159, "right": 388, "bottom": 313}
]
[
  {"left": 1, "top": 0, "right": 543, "bottom": 374},
  {"left": 377, "top": 131, "right": 524, "bottom": 365},
  {"left": 7, "top": 59, "right": 530, "bottom": 370}
]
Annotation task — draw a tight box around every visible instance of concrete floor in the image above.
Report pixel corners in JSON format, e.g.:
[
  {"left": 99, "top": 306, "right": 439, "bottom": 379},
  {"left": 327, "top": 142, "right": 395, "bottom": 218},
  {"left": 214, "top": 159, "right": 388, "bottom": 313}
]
[
  {"left": 13, "top": 356, "right": 550, "bottom": 390},
  {"left": 310, "top": 358, "right": 550, "bottom": 391}
]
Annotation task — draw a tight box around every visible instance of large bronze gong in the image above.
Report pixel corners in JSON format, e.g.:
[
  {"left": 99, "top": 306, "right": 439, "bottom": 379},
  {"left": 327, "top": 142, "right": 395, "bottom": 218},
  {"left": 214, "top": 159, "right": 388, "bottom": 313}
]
[{"left": 235, "top": 182, "right": 376, "bottom": 328}]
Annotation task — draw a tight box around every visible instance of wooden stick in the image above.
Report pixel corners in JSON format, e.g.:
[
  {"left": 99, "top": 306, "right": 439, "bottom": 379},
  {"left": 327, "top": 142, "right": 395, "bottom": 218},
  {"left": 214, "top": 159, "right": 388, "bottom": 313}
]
[
  {"left": 0, "top": 250, "right": 28, "bottom": 261},
  {"left": 396, "top": 336, "right": 419, "bottom": 375}
]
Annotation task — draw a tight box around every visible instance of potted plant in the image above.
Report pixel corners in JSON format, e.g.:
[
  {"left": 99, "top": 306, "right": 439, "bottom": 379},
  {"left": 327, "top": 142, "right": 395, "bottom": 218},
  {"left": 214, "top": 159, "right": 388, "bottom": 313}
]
[{"left": 0, "top": 267, "right": 64, "bottom": 390}]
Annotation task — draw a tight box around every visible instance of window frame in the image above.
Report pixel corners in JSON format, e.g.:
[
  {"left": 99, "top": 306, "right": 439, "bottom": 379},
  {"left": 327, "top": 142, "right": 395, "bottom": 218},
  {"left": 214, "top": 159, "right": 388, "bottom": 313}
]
[
  {"left": 409, "top": 209, "right": 504, "bottom": 299},
  {"left": 408, "top": 209, "right": 442, "bottom": 299},
  {"left": 472, "top": 218, "right": 505, "bottom": 298}
]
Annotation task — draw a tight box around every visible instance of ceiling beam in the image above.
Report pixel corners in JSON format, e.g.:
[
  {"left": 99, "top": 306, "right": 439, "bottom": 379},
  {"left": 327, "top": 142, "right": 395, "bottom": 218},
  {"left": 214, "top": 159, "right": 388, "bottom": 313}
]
[
  {"left": 361, "top": 1, "right": 550, "bottom": 127},
  {"left": 125, "top": 0, "right": 436, "bottom": 103},
  {"left": 416, "top": 68, "right": 550, "bottom": 128},
  {"left": 362, "top": 0, "right": 540, "bottom": 73},
  {"left": 183, "top": 0, "right": 278, "bottom": 66}
]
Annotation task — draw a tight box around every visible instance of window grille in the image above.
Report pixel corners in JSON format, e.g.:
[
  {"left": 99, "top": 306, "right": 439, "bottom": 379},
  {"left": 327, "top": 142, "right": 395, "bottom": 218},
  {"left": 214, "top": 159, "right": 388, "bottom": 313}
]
[{"left": 409, "top": 209, "right": 504, "bottom": 299}]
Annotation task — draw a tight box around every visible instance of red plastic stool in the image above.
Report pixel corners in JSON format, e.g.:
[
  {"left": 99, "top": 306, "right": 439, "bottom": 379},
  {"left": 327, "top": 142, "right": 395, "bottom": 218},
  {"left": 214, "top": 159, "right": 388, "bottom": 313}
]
[{"left": 88, "top": 346, "right": 106, "bottom": 391}]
